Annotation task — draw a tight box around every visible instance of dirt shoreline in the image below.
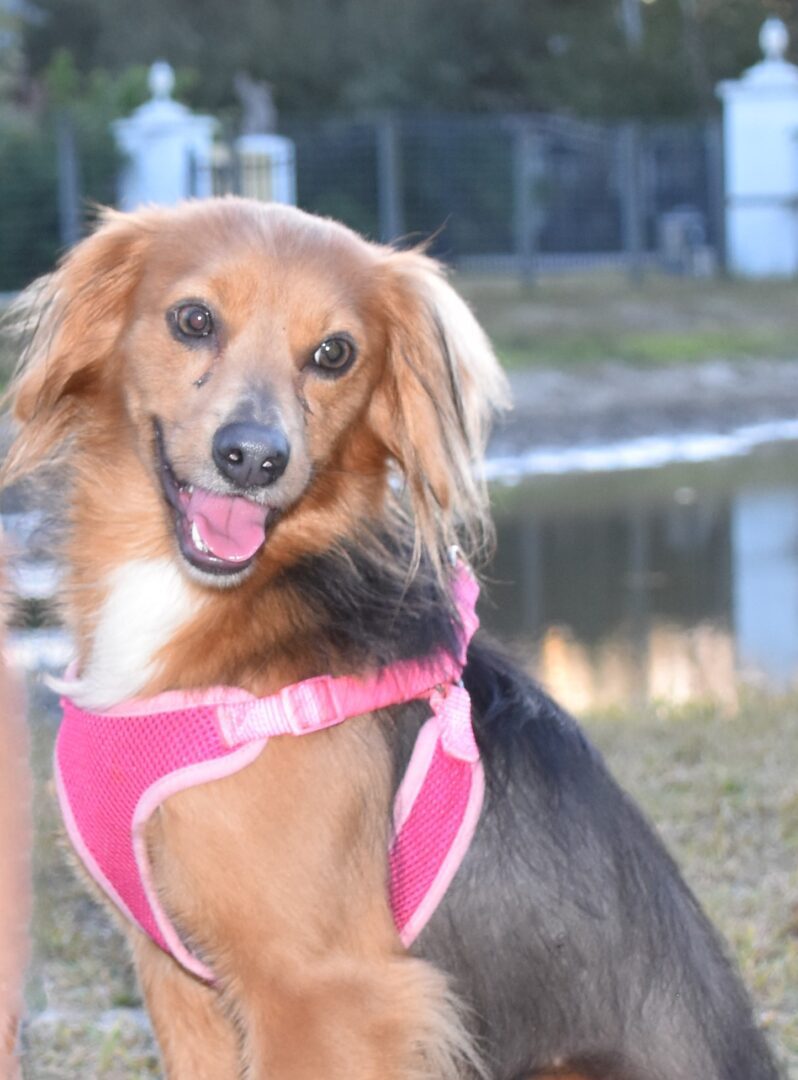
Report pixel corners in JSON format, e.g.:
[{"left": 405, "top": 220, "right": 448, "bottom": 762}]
[{"left": 491, "top": 358, "right": 798, "bottom": 457}]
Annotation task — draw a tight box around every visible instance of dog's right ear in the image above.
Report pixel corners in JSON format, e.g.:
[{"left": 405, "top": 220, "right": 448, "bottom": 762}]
[{"left": 1, "top": 210, "right": 151, "bottom": 485}]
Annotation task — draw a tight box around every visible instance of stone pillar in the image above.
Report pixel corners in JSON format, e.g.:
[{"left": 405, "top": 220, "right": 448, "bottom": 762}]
[
  {"left": 718, "top": 19, "right": 798, "bottom": 277},
  {"left": 113, "top": 62, "right": 217, "bottom": 211},
  {"left": 234, "top": 133, "right": 296, "bottom": 205}
]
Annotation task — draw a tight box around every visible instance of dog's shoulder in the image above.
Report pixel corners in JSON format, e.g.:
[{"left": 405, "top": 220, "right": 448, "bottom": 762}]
[{"left": 463, "top": 635, "right": 598, "bottom": 791}]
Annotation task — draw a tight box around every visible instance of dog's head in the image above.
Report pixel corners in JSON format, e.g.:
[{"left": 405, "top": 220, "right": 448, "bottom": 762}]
[{"left": 4, "top": 198, "right": 508, "bottom": 588}]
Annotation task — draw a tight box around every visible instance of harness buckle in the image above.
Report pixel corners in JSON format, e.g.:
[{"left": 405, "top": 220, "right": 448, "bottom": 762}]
[{"left": 283, "top": 676, "right": 343, "bottom": 735}]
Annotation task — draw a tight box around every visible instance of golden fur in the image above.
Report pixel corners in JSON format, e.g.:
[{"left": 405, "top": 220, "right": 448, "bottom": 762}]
[{"left": 3, "top": 198, "right": 509, "bottom": 1078}]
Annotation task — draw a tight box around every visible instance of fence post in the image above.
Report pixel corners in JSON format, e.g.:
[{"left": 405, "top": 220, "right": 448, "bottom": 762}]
[
  {"left": 55, "top": 111, "right": 81, "bottom": 249},
  {"left": 705, "top": 119, "right": 727, "bottom": 275},
  {"left": 376, "top": 114, "right": 405, "bottom": 244},
  {"left": 512, "top": 121, "right": 539, "bottom": 282},
  {"left": 619, "top": 121, "right": 645, "bottom": 282}
]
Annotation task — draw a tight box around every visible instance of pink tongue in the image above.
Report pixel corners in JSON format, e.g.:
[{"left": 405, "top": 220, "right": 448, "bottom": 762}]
[{"left": 183, "top": 489, "right": 269, "bottom": 563}]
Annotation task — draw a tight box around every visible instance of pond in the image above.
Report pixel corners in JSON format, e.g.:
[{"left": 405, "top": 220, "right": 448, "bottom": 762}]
[{"left": 483, "top": 439, "right": 798, "bottom": 712}]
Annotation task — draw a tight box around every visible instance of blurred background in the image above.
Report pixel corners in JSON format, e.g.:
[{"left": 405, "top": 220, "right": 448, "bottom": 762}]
[
  {"left": 1, "top": 1, "right": 798, "bottom": 1076},
  {"left": 0, "top": 0, "right": 783, "bottom": 285}
]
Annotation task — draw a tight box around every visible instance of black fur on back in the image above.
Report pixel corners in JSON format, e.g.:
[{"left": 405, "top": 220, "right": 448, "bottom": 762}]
[
  {"left": 279, "top": 530, "right": 461, "bottom": 670},
  {"left": 464, "top": 635, "right": 595, "bottom": 793}
]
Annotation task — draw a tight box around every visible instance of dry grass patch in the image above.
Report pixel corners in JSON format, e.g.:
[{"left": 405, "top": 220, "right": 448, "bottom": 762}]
[
  {"left": 585, "top": 693, "right": 798, "bottom": 1077},
  {"left": 456, "top": 271, "right": 798, "bottom": 369}
]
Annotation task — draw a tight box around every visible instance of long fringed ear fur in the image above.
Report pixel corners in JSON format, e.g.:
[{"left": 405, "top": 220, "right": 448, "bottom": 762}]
[
  {"left": 370, "top": 248, "right": 510, "bottom": 578},
  {"left": 0, "top": 209, "right": 152, "bottom": 487}
]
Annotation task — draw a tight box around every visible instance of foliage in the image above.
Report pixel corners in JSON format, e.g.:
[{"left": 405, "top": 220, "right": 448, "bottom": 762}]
[
  {"left": 16, "top": 0, "right": 779, "bottom": 121},
  {"left": 0, "top": 119, "right": 60, "bottom": 290},
  {"left": 0, "top": 51, "right": 132, "bottom": 290}
]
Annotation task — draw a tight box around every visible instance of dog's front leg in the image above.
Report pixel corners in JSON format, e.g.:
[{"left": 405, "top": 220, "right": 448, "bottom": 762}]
[
  {"left": 231, "top": 952, "right": 471, "bottom": 1080},
  {"left": 142, "top": 725, "right": 474, "bottom": 1079},
  {"left": 132, "top": 931, "right": 241, "bottom": 1079}
]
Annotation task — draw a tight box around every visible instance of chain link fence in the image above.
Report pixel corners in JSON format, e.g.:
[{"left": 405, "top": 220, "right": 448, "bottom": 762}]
[
  {"left": 0, "top": 110, "right": 723, "bottom": 293},
  {"left": 0, "top": 110, "right": 117, "bottom": 294},
  {"left": 287, "top": 113, "right": 723, "bottom": 274}
]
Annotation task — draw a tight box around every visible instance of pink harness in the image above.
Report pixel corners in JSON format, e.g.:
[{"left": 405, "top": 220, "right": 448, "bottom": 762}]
[{"left": 55, "top": 568, "right": 483, "bottom": 982}]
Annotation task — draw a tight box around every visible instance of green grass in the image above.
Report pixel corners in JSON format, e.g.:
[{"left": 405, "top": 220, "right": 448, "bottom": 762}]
[
  {"left": 454, "top": 270, "right": 798, "bottom": 369},
  {"left": 21, "top": 683, "right": 798, "bottom": 1077}
]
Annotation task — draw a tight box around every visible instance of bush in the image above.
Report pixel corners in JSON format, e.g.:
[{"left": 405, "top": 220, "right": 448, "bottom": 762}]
[{"left": 0, "top": 119, "right": 60, "bottom": 291}]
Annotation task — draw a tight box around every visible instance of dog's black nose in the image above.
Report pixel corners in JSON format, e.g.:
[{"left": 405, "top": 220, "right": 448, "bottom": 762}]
[{"left": 212, "top": 422, "right": 290, "bottom": 488}]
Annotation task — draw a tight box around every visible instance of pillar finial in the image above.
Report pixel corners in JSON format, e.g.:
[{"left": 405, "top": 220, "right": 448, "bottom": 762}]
[
  {"left": 148, "top": 61, "right": 175, "bottom": 101},
  {"left": 760, "top": 17, "right": 789, "bottom": 63}
]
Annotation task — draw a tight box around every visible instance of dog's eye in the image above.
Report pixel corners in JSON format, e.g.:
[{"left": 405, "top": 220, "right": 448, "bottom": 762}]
[
  {"left": 174, "top": 304, "right": 214, "bottom": 339},
  {"left": 312, "top": 336, "right": 355, "bottom": 374}
]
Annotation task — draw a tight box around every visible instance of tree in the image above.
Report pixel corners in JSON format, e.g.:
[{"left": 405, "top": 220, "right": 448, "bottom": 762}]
[{"left": 17, "top": 0, "right": 779, "bottom": 120}]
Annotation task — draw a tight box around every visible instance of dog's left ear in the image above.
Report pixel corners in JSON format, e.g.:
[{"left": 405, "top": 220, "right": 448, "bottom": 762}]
[
  {"left": 370, "top": 248, "right": 510, "bottom": 570},
  {"left": 1, "top": 209, "right": 151, "bottom": 486}
]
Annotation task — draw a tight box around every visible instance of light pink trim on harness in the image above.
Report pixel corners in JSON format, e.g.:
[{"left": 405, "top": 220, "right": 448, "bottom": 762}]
[
  {"left": 55, "top": 565, "right": 483, "bottom": 982},
  {"left": 390, "top": 687, "right": 485, "bottom": 946}
]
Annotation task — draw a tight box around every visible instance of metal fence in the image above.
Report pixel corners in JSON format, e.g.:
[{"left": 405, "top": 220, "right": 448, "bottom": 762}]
[
  {"left": 191, "top": 113, "right": 723, "bottom": 274},
  {"left": 0, "top": 111, "right": 117, "bottom": 294},
  {"left": 1, "top": 110, "right": 724, "bottom": 293}
]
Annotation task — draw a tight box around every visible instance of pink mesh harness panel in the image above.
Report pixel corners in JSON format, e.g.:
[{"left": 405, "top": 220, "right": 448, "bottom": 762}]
[{"left": 55, "top": 566, "right": 483, "bottom": 982}]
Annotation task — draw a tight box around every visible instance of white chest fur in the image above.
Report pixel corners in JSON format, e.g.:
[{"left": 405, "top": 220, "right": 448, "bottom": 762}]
[{"left": 68, "top": 558, "right": 200, "bottom": 710}]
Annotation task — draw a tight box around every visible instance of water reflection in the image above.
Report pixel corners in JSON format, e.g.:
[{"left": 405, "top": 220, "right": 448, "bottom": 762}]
[
  {"left": 733, "top": 489, "right": 798, "bottom": 685},
  {"left": 483, "top": 445, "right": 798, "bottom": 713}
]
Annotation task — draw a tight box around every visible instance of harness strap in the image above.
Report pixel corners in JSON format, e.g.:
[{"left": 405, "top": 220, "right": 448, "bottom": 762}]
[{"left": 217, "top": 652, "right": 463, "bottom": 745}]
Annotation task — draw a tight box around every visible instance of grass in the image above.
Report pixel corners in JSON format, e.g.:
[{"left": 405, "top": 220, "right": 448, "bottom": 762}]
[
  {"left": 454, "top": 270, "right": 798, "bottom": 369},
  {"left": 20, "top": 680, "right": 798, "bottom": 1078},
  {"left": 23, "top": 684, "right": 156, "bottom": 1079},
  {"left": 587, "top": 693, "right": 798, "bottom": 1076}
]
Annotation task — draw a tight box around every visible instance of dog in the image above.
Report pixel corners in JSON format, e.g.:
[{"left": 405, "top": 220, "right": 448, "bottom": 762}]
[{"left": 2, "top": 197, "right": 781, "bottom": 1080}]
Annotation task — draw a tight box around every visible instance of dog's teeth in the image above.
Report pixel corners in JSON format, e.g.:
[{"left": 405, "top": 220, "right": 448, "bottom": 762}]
[
  {"left": 190, "top": 521, "right": 209, "bottom": 553},
  {"left": 186, "top": 484, "right": 194, "bottom": 494}
]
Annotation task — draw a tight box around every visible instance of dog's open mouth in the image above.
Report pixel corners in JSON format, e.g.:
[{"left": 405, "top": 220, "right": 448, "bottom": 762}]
[{"left": 154, "top": 422, "right": 271, "bottom": 576}]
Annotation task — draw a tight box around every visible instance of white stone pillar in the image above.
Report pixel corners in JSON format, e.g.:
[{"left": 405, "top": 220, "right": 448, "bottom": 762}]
[
  {"left": 113, "top": 62, "right": 217, "bottom": 211},
  {"left": 718, "top": 19, "right": 798, "bottom": 277}
]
